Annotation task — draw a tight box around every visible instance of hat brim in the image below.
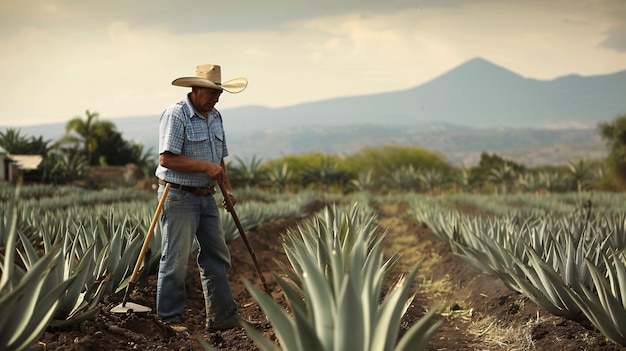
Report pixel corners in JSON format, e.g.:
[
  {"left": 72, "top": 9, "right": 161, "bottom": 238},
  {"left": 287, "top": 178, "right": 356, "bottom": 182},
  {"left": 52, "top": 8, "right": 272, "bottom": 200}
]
[{"left": 171, "top": 77, "right": 248, "bottom": 93}]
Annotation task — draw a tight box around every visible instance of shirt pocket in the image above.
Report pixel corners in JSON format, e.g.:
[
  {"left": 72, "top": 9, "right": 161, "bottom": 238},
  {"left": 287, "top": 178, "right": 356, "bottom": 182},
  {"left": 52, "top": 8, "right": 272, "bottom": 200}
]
[
  {"left": 186, "top": 127, "right": 209, "bottom": 158},
  {"left": 213, "top": 134, "right": 224, "bottom": 160}
]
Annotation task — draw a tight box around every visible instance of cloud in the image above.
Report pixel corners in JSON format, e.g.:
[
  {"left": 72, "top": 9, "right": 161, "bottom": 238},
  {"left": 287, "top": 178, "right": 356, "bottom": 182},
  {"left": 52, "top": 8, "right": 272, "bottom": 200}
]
[
  {"left": 1, "top": 0, "right": 626, "bottom": 127},
  {"left": 598, "top": 0, "right": 626, "bottom": 52},
  {"left": 600, "top": 24, "right": 626, "bottom": 52}
]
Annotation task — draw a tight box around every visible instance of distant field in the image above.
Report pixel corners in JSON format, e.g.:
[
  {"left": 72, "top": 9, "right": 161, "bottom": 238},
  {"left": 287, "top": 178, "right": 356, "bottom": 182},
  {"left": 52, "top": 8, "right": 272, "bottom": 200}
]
[
  {"left": 230, "top": 126, "right": 607, "bottom": 167},
  {"left": 447, "top": 140, "right": 608, "bottom": 166},
  {"left": 2, "top": 120, "right": 608, "bottom": 167}
]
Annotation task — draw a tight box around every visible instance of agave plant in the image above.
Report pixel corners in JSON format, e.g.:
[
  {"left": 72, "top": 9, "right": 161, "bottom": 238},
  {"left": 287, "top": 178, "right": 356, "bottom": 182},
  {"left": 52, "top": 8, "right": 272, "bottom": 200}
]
[
  {"left": 86, "top": 211, "right": 147, "bottom": 295},
  {"left": 505, "top": 245, "right": 584, "bottom": 319},
  {"left": 15, "top": 228, "right": 108, "bottom": 327},
  {"left": 241, "top": 204, "right": 442, "bottom": 351},
  {"left": 0, "top": 182, "right": 77, "bottom": 351},
  {"left": 411, "top": 197, "right": 598, "bottom": 326},
  {"left": 569, "top": 250, "right": 626, "bottom": 346}
]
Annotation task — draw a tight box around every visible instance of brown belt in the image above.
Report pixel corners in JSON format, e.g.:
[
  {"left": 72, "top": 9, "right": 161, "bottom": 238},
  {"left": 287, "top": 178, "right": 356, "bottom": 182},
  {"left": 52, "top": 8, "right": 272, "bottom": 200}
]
[{"left": 158, "top": 179, "right": 216, "bottom": 196}]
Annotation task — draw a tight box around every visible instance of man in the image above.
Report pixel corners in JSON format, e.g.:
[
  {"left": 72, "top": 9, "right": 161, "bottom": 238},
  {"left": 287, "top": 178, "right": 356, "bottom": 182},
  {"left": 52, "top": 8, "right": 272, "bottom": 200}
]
[{"left": 155, "top": 64, "right": 247, "bottom": 332}]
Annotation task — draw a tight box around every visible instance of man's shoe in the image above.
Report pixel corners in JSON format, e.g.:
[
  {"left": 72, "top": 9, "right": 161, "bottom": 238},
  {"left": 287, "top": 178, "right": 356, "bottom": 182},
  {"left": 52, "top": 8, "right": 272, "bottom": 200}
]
[
  {"left": 161, "top": 316, "right": 189, "bottom": 333},
  {"left": 206, "top": 313, "right": 241, "bottom": 331}
]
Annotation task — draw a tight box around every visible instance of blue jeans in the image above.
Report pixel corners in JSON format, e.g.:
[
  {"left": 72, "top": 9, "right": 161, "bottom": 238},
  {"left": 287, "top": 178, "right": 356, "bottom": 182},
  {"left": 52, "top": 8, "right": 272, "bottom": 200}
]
[{"left": 156, "top": 185, "right": 237, "bottom": 323}]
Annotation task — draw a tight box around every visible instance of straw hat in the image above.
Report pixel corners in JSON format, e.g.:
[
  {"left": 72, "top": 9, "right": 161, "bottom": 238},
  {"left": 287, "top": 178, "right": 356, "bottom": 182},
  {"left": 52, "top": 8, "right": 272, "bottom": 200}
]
[{"left": 172, "top": 64, "right": 247, "bottom": 93}]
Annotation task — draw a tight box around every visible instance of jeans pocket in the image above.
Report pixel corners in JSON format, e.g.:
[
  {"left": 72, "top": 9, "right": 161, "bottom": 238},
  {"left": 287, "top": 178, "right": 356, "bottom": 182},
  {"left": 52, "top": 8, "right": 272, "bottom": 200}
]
[{"left": 167, "top": 188, "right": 189, "bottom": 202}]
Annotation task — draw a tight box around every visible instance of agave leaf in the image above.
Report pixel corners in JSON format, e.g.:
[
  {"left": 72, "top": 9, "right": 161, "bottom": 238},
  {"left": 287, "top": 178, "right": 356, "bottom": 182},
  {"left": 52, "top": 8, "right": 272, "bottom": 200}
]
[
  {"left": 450, "top": 242, "right": 493, "bottom": 273},
  {"left": 0, "top": 184, "right": 20, "bottom": 292},
  {"left": 54, "top": 243, "right": 96, "bottom": 319},
  {"left": 244, "top": 280, "right": 301, "bottom": 350},
  {"left": 110, "top": 230, "right": 142, "bottom": 293},
  {"left": 394, "top": 307, "right": 443, "bottom": 351},
  {"left": 290, "top": 295, "right": 324, "bottom": 351},
  {"left": 297, "top": 245, "right": 336, "bottom": 349},
  {"left": 579, "top": 258, "right": 626, "bottom": 345},
  {"left": 282, "top": 243, "right": 304, "bottom": 284},
  {"left": 240, "top": 323, "right": 280, "bottom": 351},
  {"left": 372, "top": 264, "right": 420, "bottom": 351},
  {"left": 0, "top": 251, "right": 58, "bottom": 345},
  {"left": 590, "top": 255, "right": 626, "bottom": 334},
  {"left": 334, "top": 277, "right": 364, "bottom": 351},
  {"left": 612, "top": 251, "right": 626, "bottom": 308},
  {"left": 1, "top": 247, "right": 77, "bottom": 351},
  {"left": 361, "top": 239, "right": 386, "bottom": 349},
  {"left": 561, "top": 234, "right": 578, "bottom": 289},
  {"left": 16, "top": 231, "right": 40, "bottom": 269},
  {"left": 273, "top": 257, "right": 302, "bottom": 285},
  {"left": 526, "top": 247, "right": 579, "bottom": 314},
  {"left": 508, "top": 257, "right": 570, "bottom": 317},
  {"left": 570, "top": 286, "right": 612, "bottom": 338},
  {"left": 95, "top": 241, "right": 112, "bottom": 282}
]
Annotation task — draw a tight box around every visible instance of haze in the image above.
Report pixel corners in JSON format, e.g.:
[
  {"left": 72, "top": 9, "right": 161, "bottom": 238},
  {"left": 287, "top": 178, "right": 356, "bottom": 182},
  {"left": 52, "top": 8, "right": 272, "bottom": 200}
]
[{"left": 1, "top": 0, "right": 625, "bottom": 126}]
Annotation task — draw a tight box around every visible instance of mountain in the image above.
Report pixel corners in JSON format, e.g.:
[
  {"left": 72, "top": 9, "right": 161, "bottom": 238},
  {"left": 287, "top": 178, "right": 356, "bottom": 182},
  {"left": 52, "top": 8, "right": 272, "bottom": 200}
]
[
  {"left": 2, "top": 57, "right": 622, "bottom": 166},
  {"left": 222, "top": 57, "right": 625, "bottom": 131}
]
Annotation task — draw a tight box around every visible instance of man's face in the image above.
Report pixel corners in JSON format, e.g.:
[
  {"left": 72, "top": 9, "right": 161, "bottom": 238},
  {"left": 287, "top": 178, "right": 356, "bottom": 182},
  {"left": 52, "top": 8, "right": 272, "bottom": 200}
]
[{"left": 191, "top": 87, "right": 222, "bottom": 113}]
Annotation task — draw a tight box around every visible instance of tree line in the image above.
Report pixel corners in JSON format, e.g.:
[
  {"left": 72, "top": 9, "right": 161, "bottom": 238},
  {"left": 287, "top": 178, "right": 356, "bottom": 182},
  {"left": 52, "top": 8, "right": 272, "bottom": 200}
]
[
  {"left": 229, "top": 113, "right": 626, "bottom": 194},
  {"left": 0, "top": 110, "right": 155, "bottom": 185},
  {"left": 1, "top": 111, "right": 625, "bottom": 193}
]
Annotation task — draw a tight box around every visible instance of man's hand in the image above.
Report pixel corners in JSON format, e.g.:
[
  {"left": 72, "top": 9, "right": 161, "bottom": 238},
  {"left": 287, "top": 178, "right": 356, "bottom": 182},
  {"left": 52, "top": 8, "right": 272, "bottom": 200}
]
[
  {"left": 205, "top": 162, "right": 224, "bottom": 181},
  {"left": 160, "top": 153, "right": 225, "bottom": 183},
  {"left": 222, "top": 191, "right": 237, "bottom": 212}
]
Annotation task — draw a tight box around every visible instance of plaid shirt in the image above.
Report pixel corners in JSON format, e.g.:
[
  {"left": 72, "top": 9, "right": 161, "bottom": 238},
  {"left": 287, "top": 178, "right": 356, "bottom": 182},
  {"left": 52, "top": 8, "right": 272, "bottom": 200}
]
[{"left": 155, "top": 94, "right": 229, "bottom": 187}]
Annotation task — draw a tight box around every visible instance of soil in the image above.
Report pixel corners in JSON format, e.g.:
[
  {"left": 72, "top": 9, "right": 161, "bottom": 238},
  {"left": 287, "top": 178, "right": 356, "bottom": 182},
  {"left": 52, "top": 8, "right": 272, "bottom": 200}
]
[{"left": 35, "top": 199, "right": 626, "bottom": 351}]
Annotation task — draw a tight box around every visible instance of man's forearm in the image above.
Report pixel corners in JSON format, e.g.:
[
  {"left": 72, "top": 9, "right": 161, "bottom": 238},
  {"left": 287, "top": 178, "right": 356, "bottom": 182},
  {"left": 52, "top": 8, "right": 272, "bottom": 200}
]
[{"left": 160, "top": 152, "right": 221, "bottom": 177}]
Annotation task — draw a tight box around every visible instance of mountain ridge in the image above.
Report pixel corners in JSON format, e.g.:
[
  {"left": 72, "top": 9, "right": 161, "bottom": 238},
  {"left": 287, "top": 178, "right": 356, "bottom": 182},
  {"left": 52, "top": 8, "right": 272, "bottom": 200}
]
[{"left": 1, "top": 57, "right": 622, "bottom": 166}]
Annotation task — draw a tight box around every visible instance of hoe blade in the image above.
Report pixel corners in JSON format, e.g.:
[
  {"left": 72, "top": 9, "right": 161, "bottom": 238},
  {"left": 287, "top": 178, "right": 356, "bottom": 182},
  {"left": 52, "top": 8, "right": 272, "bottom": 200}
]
[{"left": 110, "top": 302, "right": 152, "bottom": 314}]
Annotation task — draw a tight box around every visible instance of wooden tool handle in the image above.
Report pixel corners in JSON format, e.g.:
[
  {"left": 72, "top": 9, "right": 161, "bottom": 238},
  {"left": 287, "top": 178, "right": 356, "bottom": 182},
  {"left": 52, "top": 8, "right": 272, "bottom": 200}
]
[{"left": 129, "top": 182, "right": 170, "bottom": 283}]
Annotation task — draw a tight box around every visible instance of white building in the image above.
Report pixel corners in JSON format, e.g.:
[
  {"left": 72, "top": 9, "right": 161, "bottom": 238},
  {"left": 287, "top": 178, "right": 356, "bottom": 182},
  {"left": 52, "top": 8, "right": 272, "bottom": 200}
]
[{"left": 0, "top": 146, "right": 43, "bottom": 183}]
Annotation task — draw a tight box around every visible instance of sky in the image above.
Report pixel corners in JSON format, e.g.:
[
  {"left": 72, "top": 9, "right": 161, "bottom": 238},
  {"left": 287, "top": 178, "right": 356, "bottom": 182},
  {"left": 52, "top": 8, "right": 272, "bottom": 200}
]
[{"left": 1, "top": 0, "right": 625, "bottom": 127}]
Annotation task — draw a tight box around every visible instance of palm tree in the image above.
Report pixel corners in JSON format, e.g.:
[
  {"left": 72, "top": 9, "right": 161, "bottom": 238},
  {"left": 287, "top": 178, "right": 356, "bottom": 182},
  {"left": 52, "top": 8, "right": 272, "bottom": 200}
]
[
  {"left": 27, "top": 135, "right": 53, "bottom": 156},
  {"left": 0, "top": 128, "right": 31, "bottom": 153},
  {"left": 126, "top": 143, "right": 157, "bottom": 178},
  {"left": 59, "top": 110, "right": 115, "bottom": 165},
  {"left": 538, "top": 171, "right": 568, "bottom": 193},
  {"left": 0, "top": 128, "right": 53, "bottom": 156},
  {"left": 517, "top": 173, "right": 541, "bottom": 194}
]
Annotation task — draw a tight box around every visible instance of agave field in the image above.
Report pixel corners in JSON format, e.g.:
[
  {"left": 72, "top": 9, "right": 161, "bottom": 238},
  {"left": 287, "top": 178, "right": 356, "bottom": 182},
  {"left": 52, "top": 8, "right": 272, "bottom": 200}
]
[{"left": 1, "top": 182, "right": 626, "bottom": 351}]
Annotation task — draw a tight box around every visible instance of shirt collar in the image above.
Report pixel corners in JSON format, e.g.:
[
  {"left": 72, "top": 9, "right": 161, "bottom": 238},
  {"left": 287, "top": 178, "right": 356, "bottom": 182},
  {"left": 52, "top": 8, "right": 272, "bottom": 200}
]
[{"left": 185, "top": 93, "right": 217, "bottom": 122}]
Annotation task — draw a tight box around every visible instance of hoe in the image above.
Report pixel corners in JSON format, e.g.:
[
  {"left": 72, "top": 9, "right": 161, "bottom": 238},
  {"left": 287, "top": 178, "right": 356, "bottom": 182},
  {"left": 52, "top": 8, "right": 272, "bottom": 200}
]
[{"left": 111, "top": 183, "right": 170, "bottom": 314}]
